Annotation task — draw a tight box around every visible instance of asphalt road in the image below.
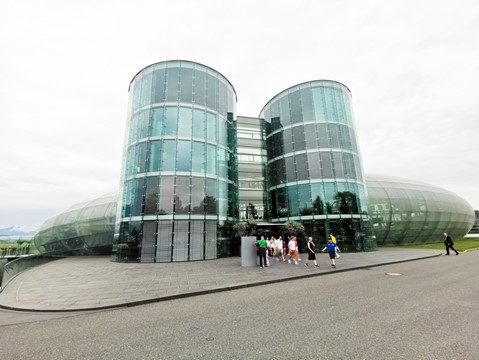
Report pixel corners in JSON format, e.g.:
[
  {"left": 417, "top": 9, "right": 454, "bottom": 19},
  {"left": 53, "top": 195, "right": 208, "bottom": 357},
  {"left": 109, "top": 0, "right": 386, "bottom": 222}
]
[{"left": 1, "top": 251, "right": 478, "bottom": 360}]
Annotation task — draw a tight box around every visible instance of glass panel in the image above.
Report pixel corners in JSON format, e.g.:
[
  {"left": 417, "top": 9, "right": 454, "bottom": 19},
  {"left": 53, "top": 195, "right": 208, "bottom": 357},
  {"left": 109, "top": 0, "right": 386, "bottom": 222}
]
[
  {"left": 179, "top": 68, "right": 193, "bottom": 103},
  {"left": 164, "top": 107, "right": 178, "bottom": 136},
  {"left": 192, "top": 109, "right": 206, "bottom": 139},
  {"left": 311, "top": 183, "right": 325, "bottom": 215},
  {"left": 317, "top": 123, "right": 330, "bottom": 148},
  {"left": 312, "top": 88, "right": 328, "bottom": 121},
  {"left": 329, "top": 123, "right": 340, "bottom": 148},
  {"left": 288, "top": 186, "right": 299, "bottom": 216},
  {"left": 295, "top": 153, "right": 308, "bottom": 181},
  {"left": 279, "top": 95, "right": 291, "bottom": 127},
  {"left": 144, "top": 176, "right": 159, "bottom": 214},
  {"left": 151, "top": 107, "right": 164, "bottom": 137},
  {"left": 206, "top": 112, "right": 217, "bottom": 142},
  {"left": 190, "top": 221, "right": 204, "bottom": 260},
  {"left": 161, "top": 140, "right": 176, "bottom": 171},
  {"left": 166, "top": 67, "right": 180, "bottom": 102},
  {"left": 301, "top": 88, "right": 314, "bottom": 121},
  {"left": 173, "top": 220, "right": 189, "bottom": 261},
  {"left": 205, "top": 221, "right": 217, "bottom": 259},
  {"left": 324, "top": 182, "right": 337, "bottom": 214},
  {"left": 206, "top": 144, "right": 217, "bottom": 175},
  {"left": 175, "top": 176, "right": 190, "bottom": 214},
  {"left": 307, "top": 152, "right": 321, "bottom": 179},
  {"left": 140, "top": 221, "right": 156, "bottom": 262},
  {"left": 178, "top": 107, "right": 192, "bottom": 138},
  {"left": 320, "top": 152, "right": 333, "bottom": 178},
  {"left": 205, "top": 178, "right": 217, "bottom": 215},
  {"left": 191, "top": 177, "right": 205, "bottom": 214},
  {"left": 332, "top": 152, "right": 344, "bottom": 178},
  {"left": 285, "top": 156, "right": 296, "bottom": 183},
  {"left": 283, "top": 128, "right": 293, "bottom": 154},
  {"left": 156, "top": 220, "right": 172, "bottom": 262},
  {"left": 148, "top": 141, "right": 161, "bottom": 172},
  {"left": 292, "top": 126, "right": 306, "bottom": 151},
  {"left": 298, "top": 184, "right": 312, "bottom": 215},
  {"left": 158, "top": 176, "right": 174, "bottom": 214},
  {"left": 176, "top": 140, "right": 192, "bottom": 172},
  {"left": 194, "top": 69, "right": 205, "bottom": 106},
  {"left": 192, "top": 141, "right": 206, "bottom": 173},
  {"left": 289, "top": 90, "right": 303, "bottom": 124},
  {"left": 152, "top": 68, "right": 166, "bottom": 103}
]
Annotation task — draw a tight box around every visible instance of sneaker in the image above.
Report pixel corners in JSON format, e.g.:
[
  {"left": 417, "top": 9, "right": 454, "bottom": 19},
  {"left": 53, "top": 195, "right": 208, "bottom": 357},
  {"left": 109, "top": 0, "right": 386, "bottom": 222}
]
[
  {"left": 336, "top": 254, "right": 340, "bottom": 258},
  {"left": 304, "top": 263, "right": 308, "bottom": 266},
  {"left": 314, "top": 264, "right": 319, "bottom": 267},
  {"left": 295, "top": 261, "right": 298, "bottom": 265},
  {"left": 288, "top": 260, "right": 291, "bottom": 264},
  {"left": 277, "top": 258, "right": 279, "bottom": 261}
]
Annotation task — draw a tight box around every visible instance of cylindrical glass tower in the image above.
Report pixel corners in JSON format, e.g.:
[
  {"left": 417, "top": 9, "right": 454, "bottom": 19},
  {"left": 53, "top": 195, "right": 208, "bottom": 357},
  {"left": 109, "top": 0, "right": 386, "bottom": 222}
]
[
  {"left": 114, "top": 60, "right": 238, "bottom": 262},
  {"left": 260, "top": 80, "right": 375, "bottom": 251}
]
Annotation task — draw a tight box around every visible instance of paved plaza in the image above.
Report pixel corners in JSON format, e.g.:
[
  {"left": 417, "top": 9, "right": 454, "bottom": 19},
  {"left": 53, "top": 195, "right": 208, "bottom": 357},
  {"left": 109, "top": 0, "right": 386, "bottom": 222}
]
[{"left": 0, "top": 248, "right": 441, "bottom": 312}]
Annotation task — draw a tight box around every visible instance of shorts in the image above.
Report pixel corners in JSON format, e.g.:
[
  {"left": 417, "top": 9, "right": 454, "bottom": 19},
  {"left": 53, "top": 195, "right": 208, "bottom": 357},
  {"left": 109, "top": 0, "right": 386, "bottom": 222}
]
[
  {"left": 328, "top": 251, "right": 336, "bottom": 259},
  {"left": 289, "top": 250, "right": 297, "bottom": 256},
  {"left": 277, "top": 249, "right": 283, "bottom": 255}
]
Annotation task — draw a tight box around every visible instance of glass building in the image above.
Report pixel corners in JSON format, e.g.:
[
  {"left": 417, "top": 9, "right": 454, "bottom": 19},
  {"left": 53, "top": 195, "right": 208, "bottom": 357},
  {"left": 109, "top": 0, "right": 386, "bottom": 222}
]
[
  {"left": 114, "top": 60, "right": 238, "bottom": 262},
  {"left": 34, "top": 192, "right": 117, "bottom": 254},
  {"left": 30, "top": 61, "right": 476, "bottom": 259},
  {"left": 366, "top": 175, "right": 476, "bottom": 244},
  {"left": 260, "top": 80, "right": 374, "bottom": 251},
  {"left": 237, "top": 116, "right": 268, "bottom": 221}
]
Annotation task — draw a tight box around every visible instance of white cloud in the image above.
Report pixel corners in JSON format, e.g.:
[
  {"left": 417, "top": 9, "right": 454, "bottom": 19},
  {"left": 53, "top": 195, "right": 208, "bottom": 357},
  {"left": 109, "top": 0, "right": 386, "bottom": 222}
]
[{"left": 1, "top": 0, "right": 478, "bottom": 230}]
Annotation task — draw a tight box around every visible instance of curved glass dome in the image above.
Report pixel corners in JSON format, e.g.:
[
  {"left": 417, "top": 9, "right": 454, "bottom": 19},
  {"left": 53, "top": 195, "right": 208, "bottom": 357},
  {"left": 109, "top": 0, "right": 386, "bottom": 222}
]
[
  {"left": 366, "top": 175, "right": 475, "bottom": 244},
  {"left": 34, "top": 192, "right": 117, "bottom": 254}
]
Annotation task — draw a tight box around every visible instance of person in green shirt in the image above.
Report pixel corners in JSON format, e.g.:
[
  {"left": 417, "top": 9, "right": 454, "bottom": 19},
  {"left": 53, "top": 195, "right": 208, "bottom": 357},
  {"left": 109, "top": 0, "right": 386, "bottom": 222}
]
[{"left": 256, "top": 236, "right": 268, "bottom": 268}]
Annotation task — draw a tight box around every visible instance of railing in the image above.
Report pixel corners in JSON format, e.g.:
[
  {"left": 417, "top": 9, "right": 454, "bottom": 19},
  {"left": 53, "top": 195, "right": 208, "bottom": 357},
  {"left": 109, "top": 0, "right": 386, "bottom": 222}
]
[{"left": 0, "top": 252, "right": 65, "bottom": 292}]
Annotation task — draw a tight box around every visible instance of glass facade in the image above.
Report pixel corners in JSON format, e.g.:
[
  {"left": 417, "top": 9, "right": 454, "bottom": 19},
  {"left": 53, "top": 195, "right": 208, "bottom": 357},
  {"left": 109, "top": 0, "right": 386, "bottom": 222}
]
[
  {"left": 30, "top": 63, "right": 477, "bottom": 257},
  {"left": 34, "top": 192, "right": 117, "bottom": 254},
  {"left": 260, "top": 80, "right": 374, "bottom": 251},
  {"left": 237, "top": 116, "right": 268, "bottom": 221},
  {"left": 114, "top": 60, "right": 238, "bottom": 262},
  {"left": 367, "top": 175, "right": 475, "bottom": 244}
]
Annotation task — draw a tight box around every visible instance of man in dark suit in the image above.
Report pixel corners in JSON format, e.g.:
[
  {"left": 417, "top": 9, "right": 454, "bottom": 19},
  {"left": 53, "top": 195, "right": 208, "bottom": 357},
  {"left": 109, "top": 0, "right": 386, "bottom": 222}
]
[{"left": 443, "top": 233, "right": 459, "bottom": 255}]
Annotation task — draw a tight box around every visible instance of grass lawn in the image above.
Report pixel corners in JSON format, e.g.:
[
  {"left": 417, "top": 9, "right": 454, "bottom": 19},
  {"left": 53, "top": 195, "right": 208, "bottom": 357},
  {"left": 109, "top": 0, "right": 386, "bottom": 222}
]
[{"left": 381, "top": 237, "right": 479, "bottom": 252}]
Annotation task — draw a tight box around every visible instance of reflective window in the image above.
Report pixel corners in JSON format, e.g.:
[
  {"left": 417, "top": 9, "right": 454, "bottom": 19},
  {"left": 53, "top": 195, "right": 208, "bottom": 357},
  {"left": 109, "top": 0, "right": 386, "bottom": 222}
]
[
  {"left": 192, "top": 109, "right": 206, "bottom": 139},
  {"left": 178, "top": 107, "right": 192, "bottom": 138},
  {"left": 292, "top": 126, "right": 306, "bottom": 151},
  {"left": 192, "top": 141, "right": 206, "bottom": 173},
  {"left": 176, "top": 140, "right": 192, "bottom": 172},
  {"left": 151, "top": 107, "right": 164, "bottom": 137},
  {"left": 179, "top": 68, "right": 193, "bottom": 103},
  {"left": 161, "top": 140, "right": 176, "bottom": 171}
]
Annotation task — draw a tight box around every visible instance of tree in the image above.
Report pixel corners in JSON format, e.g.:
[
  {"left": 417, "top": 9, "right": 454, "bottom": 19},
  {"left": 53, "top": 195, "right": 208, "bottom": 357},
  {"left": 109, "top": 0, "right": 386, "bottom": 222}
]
[
  {"left": 283, "top": 220, "right": 305, "bottom": 237},
  {"left": 232, "top": 215, "right": 257, "bottom": 237}
]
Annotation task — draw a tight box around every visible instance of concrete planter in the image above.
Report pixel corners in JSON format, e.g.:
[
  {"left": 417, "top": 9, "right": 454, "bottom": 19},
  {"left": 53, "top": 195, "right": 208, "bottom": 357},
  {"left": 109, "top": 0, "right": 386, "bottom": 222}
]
[{"left": 240, "top": 236, "right": 257, "bottom": 267}]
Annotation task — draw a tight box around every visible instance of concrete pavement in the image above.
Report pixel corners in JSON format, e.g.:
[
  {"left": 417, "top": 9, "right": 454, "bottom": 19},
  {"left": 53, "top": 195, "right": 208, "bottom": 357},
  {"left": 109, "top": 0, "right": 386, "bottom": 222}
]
[{"left": 0, "top": 248, "right": 441, "bottom": 312}]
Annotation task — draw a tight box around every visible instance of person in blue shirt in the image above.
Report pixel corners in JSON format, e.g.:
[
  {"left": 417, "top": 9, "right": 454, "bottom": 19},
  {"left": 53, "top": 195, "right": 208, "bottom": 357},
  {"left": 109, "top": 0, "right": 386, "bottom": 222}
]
[{"left": 322, "top": 238, "right": 338, "bottom": 267}]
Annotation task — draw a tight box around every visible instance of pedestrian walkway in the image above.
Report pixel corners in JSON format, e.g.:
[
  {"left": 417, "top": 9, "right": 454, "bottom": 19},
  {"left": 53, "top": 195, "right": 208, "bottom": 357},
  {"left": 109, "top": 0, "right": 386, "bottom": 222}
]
[{"left": 0, "top": 248, "right": 440, "bottom": 312}]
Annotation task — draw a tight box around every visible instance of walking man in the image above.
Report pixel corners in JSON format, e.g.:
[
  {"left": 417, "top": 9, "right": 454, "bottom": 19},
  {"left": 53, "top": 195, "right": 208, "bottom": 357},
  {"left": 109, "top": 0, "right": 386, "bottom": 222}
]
[
  {"left": 322, "top": 238, "right": 338, "bottom": 267},
  {"left": 443, "top": 232, "right": 459, "bottom": 255}
]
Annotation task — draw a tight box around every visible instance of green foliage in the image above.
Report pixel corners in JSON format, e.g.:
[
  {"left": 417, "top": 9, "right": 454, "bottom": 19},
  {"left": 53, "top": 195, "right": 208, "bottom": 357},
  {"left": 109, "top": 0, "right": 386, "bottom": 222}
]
[
  {"left": 232, "top": 222, "right": 247, "bottom": 237},
  {"left": 283, "top": 220, "right": 305, "bottom": 236},
  {"left": 232, "top": 215, "right": 257, "bottom": 237}
]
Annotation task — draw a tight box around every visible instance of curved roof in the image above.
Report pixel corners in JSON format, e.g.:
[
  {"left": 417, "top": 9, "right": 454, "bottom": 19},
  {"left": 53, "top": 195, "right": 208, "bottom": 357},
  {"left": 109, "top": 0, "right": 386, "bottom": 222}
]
[{"left": 128, "top": 59, "right": 238, "bottom": 102}]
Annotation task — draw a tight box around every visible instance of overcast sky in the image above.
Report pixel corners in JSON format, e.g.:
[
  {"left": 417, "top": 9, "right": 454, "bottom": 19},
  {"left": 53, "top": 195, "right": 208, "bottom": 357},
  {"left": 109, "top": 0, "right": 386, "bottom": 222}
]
[{"left": 1, "top": 0, "right": 478, "bottom": 231}]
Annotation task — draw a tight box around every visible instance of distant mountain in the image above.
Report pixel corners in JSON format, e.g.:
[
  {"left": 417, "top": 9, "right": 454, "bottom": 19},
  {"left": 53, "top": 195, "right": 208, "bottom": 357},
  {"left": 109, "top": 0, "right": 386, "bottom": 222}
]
[{"left": 0, "top": 226, "right": 36, "bottom": 237}]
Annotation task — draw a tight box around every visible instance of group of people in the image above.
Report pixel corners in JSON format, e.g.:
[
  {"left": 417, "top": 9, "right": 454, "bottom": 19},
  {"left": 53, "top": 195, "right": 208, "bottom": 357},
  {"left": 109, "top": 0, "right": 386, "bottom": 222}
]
[{"left": 256, "top": 233, "right": 340, "bottom": 269}]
